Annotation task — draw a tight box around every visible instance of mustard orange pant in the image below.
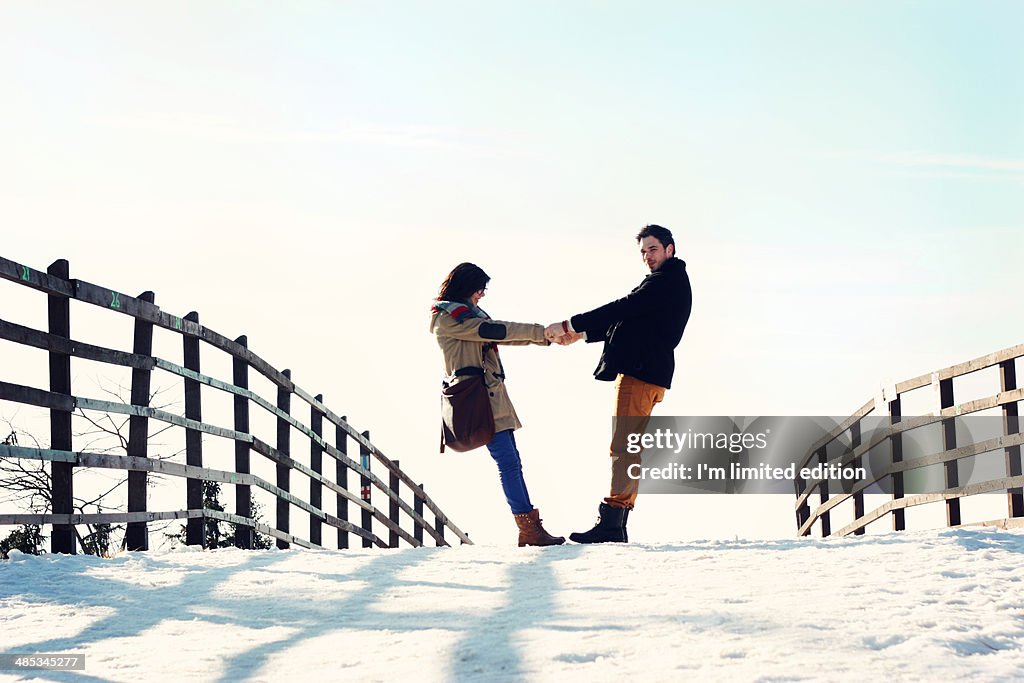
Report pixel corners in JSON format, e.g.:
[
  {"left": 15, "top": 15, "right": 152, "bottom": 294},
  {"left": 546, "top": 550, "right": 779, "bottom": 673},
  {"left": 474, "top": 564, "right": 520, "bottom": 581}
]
[{"left": 606, "top": 374, "right": 666, "bottom": 509}]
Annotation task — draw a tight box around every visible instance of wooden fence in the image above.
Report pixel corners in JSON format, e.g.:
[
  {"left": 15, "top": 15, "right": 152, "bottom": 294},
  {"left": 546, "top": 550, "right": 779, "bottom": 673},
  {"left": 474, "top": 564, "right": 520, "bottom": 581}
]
[
  {"left": 795, "top": 344, "right": 1024, "bottom": 537},
  {"left": 0, "top": 256, "right": 471, "bottom": 553}
]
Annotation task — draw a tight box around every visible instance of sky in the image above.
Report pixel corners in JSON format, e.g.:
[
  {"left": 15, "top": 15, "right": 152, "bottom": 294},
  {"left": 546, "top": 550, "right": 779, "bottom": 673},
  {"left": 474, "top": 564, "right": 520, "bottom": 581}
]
[{"left": 1, "top": 1, "right": 1022, "bottom": 545}]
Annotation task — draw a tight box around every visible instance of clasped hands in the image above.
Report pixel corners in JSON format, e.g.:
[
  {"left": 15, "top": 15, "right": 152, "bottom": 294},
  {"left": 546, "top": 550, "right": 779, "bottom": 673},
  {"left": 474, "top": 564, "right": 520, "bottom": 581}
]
[{"left": 544, "top": 321, "right": 583, "bottom": 346}]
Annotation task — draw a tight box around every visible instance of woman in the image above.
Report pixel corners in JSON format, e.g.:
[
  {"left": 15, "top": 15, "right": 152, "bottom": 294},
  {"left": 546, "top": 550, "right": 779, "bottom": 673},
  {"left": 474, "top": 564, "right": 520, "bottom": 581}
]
[{"left": 430, "top": 262, "right": 565, "bottom": 547}]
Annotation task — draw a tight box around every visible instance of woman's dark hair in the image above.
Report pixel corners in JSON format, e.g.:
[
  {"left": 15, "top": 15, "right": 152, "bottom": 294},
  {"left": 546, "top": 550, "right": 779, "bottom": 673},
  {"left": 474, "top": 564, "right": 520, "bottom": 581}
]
[{"left": 437, "top": 262, "right": 490, "bottom": 302}]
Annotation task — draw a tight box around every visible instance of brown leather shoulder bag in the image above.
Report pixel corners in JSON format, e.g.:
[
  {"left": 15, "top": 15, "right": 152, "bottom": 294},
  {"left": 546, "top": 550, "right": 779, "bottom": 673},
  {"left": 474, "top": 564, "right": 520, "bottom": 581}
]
[{"left": 440, "top": 366, "right": 495, "bottom": 452}]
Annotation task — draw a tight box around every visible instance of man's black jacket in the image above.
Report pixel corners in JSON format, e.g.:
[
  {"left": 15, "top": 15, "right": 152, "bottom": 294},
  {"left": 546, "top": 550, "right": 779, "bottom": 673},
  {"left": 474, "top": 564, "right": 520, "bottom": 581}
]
[{"left": 570, "top": 257, "right": 691, "bottom": 390}]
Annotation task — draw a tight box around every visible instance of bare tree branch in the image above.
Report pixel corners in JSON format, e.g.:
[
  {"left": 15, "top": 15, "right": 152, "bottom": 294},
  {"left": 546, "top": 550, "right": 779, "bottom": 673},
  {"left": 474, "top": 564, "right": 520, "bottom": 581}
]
[{"left": 2, "top": 378, "right": 217, "bottom": 554}]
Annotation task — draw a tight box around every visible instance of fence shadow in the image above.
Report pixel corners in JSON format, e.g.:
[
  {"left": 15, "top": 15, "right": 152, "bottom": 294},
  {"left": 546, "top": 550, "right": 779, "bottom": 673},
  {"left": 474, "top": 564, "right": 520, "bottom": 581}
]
[{"left": 0, "top": 545, "right": 632, "bottom": 682}]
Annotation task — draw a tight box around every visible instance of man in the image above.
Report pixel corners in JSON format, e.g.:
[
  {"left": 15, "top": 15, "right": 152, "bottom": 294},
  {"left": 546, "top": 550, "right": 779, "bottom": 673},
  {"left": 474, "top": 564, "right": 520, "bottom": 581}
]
[{"left": 545, "top": 224, "right": 692, "bottom": 543}]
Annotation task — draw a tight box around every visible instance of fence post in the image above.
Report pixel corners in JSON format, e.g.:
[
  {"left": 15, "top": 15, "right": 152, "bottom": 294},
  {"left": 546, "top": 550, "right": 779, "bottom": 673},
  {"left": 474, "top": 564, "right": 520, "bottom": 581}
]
[
  {"left": 183, "top": 311, "right": 204, "bottom": 547},
  {"left": 794, "top": 475, "right": 810, "bottom": 534},
  {"left": 233, "top": 336, "right": 252, "bottom": 549},
  {"left": 360, "top": 430, "right": 372, "bottom": 548},
  {"left": 125, "top": 291, "right": 155, "bottom": 552},
  {"left": 414, "top": 483, "right": 425, "bottom": 546},
  {"left": 850, "top": 421, "right": 864, "bottom": 536},
  {"left": 47, "top": 259, "right": 74, "bottom": 555},
  {"left": 435, "top": 511, "right": 445, "bottom": 547},
  {"left": 889, "top": 396, "right": 905, "bottom": 531},
  {"left": 389, "top": 461, "right": 400, "bottom": 548},
  {"left": 310, "top": 394, "right": 324, "bottom": 547},
  {"left": 337, "top": 419, "right": 349, "bottom": 550},
  {"left": 276, "top": 369, "right": 291, "bottom": 550},
  {"left": 939, "top": 377, "right": 961, "bottom": 527},
  {"left": 816, "top": 446, "right": 831, "bottom": 537},
  {"left": 1001, "top": 360, "right": 1023, "bottom": 518}
]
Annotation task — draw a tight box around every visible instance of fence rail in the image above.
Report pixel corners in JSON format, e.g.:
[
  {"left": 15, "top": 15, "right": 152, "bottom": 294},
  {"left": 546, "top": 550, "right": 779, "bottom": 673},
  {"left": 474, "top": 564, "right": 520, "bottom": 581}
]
[
  {"left": 0, "top": 256, "right": 471, "bottom": 552},
  {"left": 795, "top": 344, "right": 1023, "bottom": 537}
]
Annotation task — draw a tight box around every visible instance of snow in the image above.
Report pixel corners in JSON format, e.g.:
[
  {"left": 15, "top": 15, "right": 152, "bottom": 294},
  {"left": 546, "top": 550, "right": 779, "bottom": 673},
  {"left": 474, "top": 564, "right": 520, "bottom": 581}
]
[{"left": 2, "top": 529, "right": 1024, "bottom": 682}]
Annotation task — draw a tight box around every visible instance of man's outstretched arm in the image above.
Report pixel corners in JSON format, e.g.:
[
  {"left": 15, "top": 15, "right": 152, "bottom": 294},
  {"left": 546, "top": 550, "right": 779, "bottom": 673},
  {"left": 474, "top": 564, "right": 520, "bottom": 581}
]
[{"left": 549, "top": 274, "right": 671, "bottom": 342}]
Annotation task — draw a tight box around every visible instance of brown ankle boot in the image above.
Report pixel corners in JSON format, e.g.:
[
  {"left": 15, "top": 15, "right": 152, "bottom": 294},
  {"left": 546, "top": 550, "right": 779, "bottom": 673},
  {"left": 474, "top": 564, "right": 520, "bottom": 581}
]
[{"left": 513, "top": 509, "right": 566, "bottom": 547}]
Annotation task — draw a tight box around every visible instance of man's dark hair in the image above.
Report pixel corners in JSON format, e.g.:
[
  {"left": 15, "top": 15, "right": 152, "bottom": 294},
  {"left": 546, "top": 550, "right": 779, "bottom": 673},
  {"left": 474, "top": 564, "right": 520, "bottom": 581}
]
[
  {"left": 437, "top": 262, "right": 490, "bottom": 302},
  {"left": 636, "top": 224, "right": 675, "bottom": 252}
]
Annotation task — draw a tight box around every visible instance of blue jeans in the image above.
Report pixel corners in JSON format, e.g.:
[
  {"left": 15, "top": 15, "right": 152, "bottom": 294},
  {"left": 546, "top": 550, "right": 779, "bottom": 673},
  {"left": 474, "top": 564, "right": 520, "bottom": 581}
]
[{"left": 486, "top": 430, "right": 533, "bottom": 515}]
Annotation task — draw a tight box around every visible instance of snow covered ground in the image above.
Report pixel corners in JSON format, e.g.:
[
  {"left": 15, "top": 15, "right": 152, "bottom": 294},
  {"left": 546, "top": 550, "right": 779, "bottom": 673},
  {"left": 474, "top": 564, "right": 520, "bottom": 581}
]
[{"left": 2, "top": 528, "right": 1023, "bottom": 682}]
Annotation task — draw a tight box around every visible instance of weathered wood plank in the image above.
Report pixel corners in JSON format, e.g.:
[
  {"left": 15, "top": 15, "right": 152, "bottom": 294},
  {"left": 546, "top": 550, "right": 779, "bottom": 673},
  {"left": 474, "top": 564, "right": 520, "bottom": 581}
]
[
  {"left": 323, "top": 510, "right": 381, "bottom": 546},
  {"left": 0, "top": 255, "right": 75, "bottom": 297},
  {"left": 895, "top": 344, "right": 1024, "bottom": 395},
  {"left": 890, "top": 396, "right": 906, "bottom": 531},
  {"left": 183, "top": 311, "right": 204, "bottom": 547},
  {"left": 374, "top": 507, "right": 418, "bottom": 548},
  {"left": 435, "top": 512, "right": 446, "bottom": 547},
  {"left": 28, "top": 269, "right": 295, "bottom": 395},
  {"left": 276, "top": 370, "right": 292, "bottom": 550},
  {"left": 76, "top": 452, "right": 257, "bottom": 488},
  {"left": 793, "top": 388, "right": 1024, "bottom": 510},
  {"left": 0, "top": 380, "right": 75, "bottom": 412},
  {"left": 0, "top": 319, "right": 153, "bottom": 370},
  {"left": 0, "top": 510, "right": 203, "bottom": 526},
  {"left": 71, "top": 450, "right": 328, "bottom": 530},
  {"left": 959, "top": 516, "right": 1024, "bottom": 531},
  {"left": 360, "top": 430, "right": 372, "bottom": 548},
  {"left": 336, "top": 421, "right": 349, "bottom": 550},
  {"left": 832, "top": 474, "right": 1024, "bottom": 537},
  {"left": 390, "top": 461, "right": 401, "bottom": 548},
  {"left": 47, "top": 259, "right": 74, "bottom": 555},
  {"left": 851, "top": 421, "right": 864, "bottom": 536},
  {"left": 799, "top": 431, "right": 1024, "bottom": 533},
  {"left": 73, "top": 396, "right": 250, "bottom": 442},
  {"left": 310, "top": 395, "right": 324, "bottom": 547},
  {"left": 155, "top": 357, "right": 344, "bottom": 460},
  {"left": 0, "top": 443, "right": 77, "bottom": 463},
  {"left": 801, "top": 400, "right": 877, "bottom": 468},
  {"left": 794, "top": 474, "right": 811, "bottom": 536},
  {"left": 126, "top": 290, "right": 155, "bottom": 551},
  {"left": 233, "top": 335, "right": 252, "bottom": 550},
  {"left": 940, "top": 377, "right": 961, "bottom": 527},
  {"left": 817, "top": 447, "right": 830, "bottom": 537},
  {"left": 73, "top": 279, "right": 161, "bottom": 322},
  {"left": 801, "top": 385, "right": 1024, "bottom": 472},
  {"left": 249, "top": 438, "right": 372, "bottom": 513},
  {"left": 1001, "top": 360, "right": 1024, "bottom": 519},
  {"left": 203, "top": 509, "right": 317, "bottom": 549},
  {"left": 414, "top": 484, "right": 425, "bottom": 545}
]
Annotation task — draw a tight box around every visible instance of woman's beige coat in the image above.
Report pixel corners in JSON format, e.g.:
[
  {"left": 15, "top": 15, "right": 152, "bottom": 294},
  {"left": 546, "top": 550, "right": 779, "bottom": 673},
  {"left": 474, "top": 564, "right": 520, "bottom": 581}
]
[{"left": 429, "top": 310, "right": 548, "bottom": 434}]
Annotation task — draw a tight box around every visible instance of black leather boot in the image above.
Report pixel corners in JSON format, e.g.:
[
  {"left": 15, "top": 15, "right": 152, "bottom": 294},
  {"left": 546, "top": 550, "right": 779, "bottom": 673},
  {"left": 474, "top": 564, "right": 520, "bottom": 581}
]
[{"left": 569, "top": 503, "right": 629, "bottom": 544}]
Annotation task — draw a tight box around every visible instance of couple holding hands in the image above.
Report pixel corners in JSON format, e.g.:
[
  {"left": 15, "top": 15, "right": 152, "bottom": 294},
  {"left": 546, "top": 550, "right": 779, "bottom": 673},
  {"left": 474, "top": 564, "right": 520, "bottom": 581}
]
[{"left": 429, "top": 225, "right": 692, "bottom": 546}]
